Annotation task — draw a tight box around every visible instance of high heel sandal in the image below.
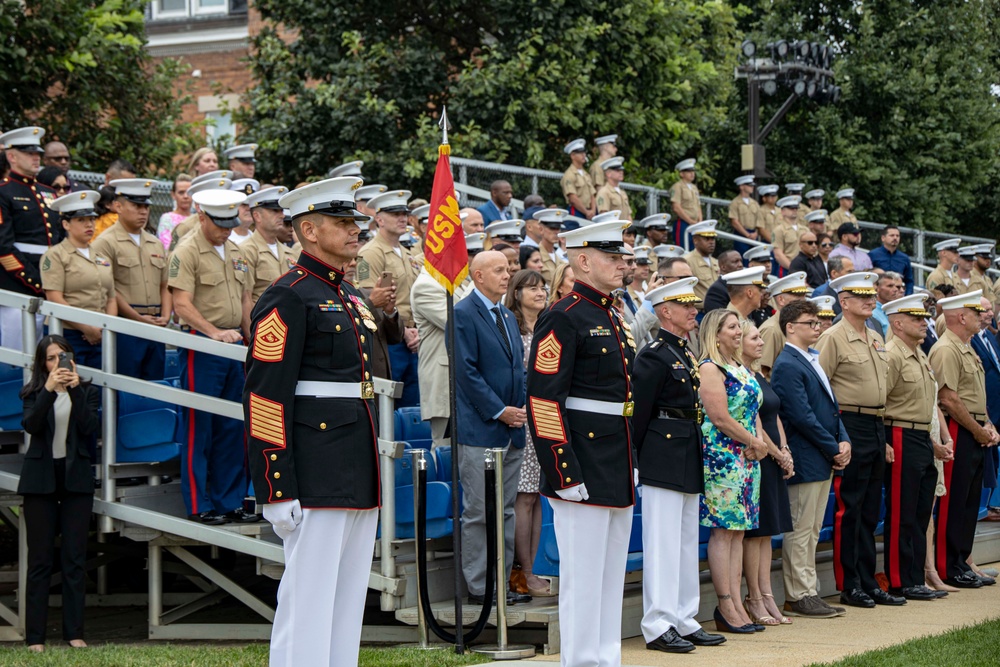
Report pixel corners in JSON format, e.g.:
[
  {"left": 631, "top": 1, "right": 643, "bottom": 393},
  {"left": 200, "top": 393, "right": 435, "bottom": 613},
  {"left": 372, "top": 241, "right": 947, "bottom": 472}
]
[
  {"left": 762, "top": 593, "right": 792, "bottom": 624},
  {"left": 744, "top": 595, "right": 780, "bottom": 626},
  {"left": 713, "top": 596, "right": 756, "bottom": 634},
  {"left": 925, "top": 568, "right": 959, "bottom": 593}
]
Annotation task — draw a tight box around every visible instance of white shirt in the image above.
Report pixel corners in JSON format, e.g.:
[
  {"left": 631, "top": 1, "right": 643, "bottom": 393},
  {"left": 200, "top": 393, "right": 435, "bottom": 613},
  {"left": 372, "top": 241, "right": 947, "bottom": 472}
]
[
  {"left": 267, "top": 242, "right": 279, "bottom": 259},
  {"left": 521, "top": 236, "right": 539, "bottom": 248},
  {"left": 229, "top": 229, "right": 252, "bottom": 245},
  {"left": 76, "top": 247, "right": 90, "bottom": 259},
  {"left": 51, "top": 391, "right": 71, "bottom": 460},
  {"left": 213, "top": 245, "right": 225, "bottom": 260},
  {"left": 785, "top": 341, "right": 835, "bottom": 401},
  {"left": 128, "top": 232, "right": 142, "bottom": 246}
]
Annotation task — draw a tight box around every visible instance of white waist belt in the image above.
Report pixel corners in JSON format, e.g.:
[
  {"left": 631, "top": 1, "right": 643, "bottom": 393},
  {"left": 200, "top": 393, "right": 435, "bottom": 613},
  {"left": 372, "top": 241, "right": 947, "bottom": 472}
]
[
  {"left": 565, "top": 396, "right": 634, "bottom": 417},
  {"left": 14, "top": 242, "right": 49, "bottom": 255},
  {"left": 295, "top": 380, "right": 374, "bottom": 399}
]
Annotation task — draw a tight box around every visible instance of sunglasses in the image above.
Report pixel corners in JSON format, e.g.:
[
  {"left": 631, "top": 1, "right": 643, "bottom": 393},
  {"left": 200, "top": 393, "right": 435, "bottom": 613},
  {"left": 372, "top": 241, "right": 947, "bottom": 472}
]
[
  {"left": 820, "top": 242, "right": 834, "bottom": 248},
  {"left": 803, "top": 240, "right": 817, "bottom": 245},
  {"left": 54, "top": 184, "right": 71, "bottom": 192}
]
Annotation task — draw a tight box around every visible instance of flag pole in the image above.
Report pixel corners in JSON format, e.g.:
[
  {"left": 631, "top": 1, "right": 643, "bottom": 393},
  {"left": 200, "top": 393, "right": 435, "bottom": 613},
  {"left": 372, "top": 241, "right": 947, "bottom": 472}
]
[{"left": 439, "top": 106, "right": 465, "bottom": 654}]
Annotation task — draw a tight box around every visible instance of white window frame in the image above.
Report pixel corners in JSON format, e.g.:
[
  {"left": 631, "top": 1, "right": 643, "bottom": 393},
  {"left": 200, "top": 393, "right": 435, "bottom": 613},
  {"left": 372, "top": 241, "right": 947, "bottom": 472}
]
[
  {"left": 150, "top": 0, "right": 189, "bottom": 21},
  {"left": 192, "top": 0, "right": 229, "bottom": 17},
  {"left": 149, "top": 0, "right": 229, "bottom": 20}
]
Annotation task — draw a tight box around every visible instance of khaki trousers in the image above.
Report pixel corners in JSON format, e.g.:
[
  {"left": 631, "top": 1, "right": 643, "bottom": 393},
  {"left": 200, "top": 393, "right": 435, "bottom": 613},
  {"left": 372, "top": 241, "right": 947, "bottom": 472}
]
[{"left": 782, "top": 476, "right": 832, "bottom": 602}]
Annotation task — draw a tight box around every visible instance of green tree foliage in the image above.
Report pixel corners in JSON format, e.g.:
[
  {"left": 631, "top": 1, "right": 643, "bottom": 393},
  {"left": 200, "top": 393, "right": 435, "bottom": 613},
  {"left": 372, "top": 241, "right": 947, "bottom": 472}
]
[
  {"left": 711, "top": 0, "right": 1000, "bottom": 236},
  {"left": 238, "top": 0, "right": 741, "bottom": 192},
  {"left": 0, "top": 0, "right": 199, "bottom": 174}
]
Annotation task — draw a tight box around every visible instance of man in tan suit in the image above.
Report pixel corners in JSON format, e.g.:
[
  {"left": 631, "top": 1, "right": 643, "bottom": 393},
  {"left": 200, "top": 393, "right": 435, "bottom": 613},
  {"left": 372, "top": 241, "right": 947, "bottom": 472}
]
[{"left": 681, "top": 220, "right": 719, "bottom": 309}]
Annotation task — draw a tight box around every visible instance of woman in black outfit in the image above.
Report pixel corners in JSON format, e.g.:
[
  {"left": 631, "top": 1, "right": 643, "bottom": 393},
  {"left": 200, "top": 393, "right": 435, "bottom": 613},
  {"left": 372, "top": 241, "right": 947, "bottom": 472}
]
[
  {"left": 18, "top": 335, "right": 98, "bottom": 652},
  {"left": 739, "top": 321, "right": 795, "bottom": 626}
]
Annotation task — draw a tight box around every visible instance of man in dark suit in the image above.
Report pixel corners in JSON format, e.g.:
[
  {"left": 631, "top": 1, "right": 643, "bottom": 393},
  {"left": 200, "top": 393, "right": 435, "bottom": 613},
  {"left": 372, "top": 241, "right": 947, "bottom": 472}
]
[
  {"left": 453, "top": 250, "right": 529, "bottom": 606},
  {"left": 771, "top": 299, "right": 851, "bottom": 619},
  {"left": 970, "top": 296, "right": 1000, "bottom": 509},
  {"left": 810, "top": 255, "right": 853, "bottom": 316}
]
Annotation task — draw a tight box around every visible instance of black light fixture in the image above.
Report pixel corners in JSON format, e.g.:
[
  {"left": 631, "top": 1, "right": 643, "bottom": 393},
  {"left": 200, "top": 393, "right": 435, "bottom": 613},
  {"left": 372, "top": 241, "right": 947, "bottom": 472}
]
[
  {"left": 791, "top": 40, "right": 811, "bottom": 60},
  {"left": 741, "top": 40, "right": 757, "bottom": 58},
  {"left": 762, "top": 79, "right": 778, "bottom": 95},
  {"left": 791, "top": 78, "right": 807, "bottom": 95},
  {"left": 767, "top": 40, "right": 789, "bottom": 60}
]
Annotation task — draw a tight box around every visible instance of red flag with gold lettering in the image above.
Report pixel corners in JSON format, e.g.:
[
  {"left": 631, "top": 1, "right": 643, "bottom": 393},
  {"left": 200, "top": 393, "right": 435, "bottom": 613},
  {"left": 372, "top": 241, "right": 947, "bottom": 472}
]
[{"left": 423, "top": 143, "right": 468, "bottom": 293}]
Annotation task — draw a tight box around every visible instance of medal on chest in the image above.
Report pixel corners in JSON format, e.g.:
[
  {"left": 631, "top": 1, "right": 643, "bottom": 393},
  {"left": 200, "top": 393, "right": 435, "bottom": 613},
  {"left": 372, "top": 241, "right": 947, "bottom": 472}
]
[{"left": 348, "top": 294, "right": 379, "bottom": 332}]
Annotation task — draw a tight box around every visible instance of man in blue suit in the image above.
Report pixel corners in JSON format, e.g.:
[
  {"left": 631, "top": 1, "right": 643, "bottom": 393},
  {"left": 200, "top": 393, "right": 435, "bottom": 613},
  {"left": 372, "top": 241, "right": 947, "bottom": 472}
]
[
  {"left": 771, "top": 299, "right": 851, "bottom": 619},
  {"left": 453, "top": 249, "right": 529, "bottom": 605},
  {"left": 970, "top": 296, "right": 1000, "bottom": 502}
]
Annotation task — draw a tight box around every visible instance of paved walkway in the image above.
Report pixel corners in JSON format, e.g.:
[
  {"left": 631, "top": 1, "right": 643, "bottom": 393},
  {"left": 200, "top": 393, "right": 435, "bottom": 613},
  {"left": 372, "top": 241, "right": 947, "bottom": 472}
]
[{"left": 489, "top": 562, "right": 1000, "bottom": 666}]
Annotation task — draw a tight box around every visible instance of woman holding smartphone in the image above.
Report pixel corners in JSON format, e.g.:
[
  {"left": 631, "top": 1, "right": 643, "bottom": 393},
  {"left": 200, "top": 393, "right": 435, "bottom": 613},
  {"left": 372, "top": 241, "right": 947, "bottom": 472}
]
[{"left": 18, "top": 335, "right": 99, "bottom": 652}]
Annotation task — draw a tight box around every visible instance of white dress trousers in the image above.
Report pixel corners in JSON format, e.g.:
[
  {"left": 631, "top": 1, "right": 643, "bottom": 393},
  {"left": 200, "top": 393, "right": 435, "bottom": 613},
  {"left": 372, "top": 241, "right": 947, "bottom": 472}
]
[
  {"left": 269, "top": 507, "right": 378, "bottom": 667},
  {"left": 640, "top": 486, "right": 702, "bottom": 642},
  {"left": 552, "top": 499, "right": 632, "bottom": 667}
]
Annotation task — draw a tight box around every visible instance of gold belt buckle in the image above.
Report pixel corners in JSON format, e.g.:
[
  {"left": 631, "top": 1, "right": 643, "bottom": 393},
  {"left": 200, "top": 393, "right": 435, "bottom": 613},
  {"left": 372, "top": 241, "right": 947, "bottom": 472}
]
[
  {"left": 361, "top": 381, "right": 375, "bottom": 400},
  {"left": 697, "top": 407, "right": 703, "bottom": 425},
  {"left": 622, "top": 401, "right": 634, "bottom": 417}
]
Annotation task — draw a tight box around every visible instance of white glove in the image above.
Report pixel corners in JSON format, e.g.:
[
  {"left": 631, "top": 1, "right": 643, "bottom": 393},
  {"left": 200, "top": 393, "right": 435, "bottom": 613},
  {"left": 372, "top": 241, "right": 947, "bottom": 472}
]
[
  {"left": 263, "top": 499, "right": 302, "bottom": 537},
  {"left": 555, "top": 483, "right": 590, "bottom": 502}
]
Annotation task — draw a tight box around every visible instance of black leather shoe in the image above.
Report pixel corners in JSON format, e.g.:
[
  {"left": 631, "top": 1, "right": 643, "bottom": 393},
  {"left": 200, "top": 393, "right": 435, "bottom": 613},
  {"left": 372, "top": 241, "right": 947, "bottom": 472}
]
[
  {"left": 890, "top": 586, "right": 935, "bottom": 601},
  {"left": 976, "top": 574, "right": 996, "bottom": 586},
  {"left": 507, "top": 591, "right": 532, "bottom": 604},
  {"left": 646, "top": 628, "right": 695, "bottom": 653},
  {"left": 944, "top": 572, "right": 984, "bottom": 588},
  {"left": 868, "top": 588, "right": 906, "bottom": 606},
  {"left": 223, "top": 508, "right": 262, "bottom": 523},
  {"left": 839, "top": 588, "right": 875, "bottom": 608},
  {"left": 189, "top": 511, "right": 227, "bottom": 525},
  {"left": 681, "top": 628, "right": 726, "bottom": 646}
]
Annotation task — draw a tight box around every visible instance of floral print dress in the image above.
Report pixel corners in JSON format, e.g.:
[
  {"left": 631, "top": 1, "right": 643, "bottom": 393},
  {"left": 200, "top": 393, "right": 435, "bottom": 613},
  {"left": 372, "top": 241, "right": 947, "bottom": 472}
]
[{"left": 699, "top": 360, "right": 762, "bottom": 530}]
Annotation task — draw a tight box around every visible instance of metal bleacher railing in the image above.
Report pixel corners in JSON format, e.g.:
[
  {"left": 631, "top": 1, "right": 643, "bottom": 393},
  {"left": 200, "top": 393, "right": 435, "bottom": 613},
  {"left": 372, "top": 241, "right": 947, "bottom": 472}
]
[{"left": 449, "top": 157, "right": 999, "bottom": 286}]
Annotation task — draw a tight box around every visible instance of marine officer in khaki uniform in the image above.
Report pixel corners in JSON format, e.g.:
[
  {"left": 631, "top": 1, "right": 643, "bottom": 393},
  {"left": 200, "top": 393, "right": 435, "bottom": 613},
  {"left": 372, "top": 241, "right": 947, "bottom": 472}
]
[
  {"left": 357, "top": 189, "right": 422, "bottom": 406},
  {"left": 590, "top": 134, "right": 618, "bottom": 188},
  {"left": 805, "top": 189, "right": 829, "bottom": 227},
  {"left": 827, "top": 188, "right": 858, "bottom": 235},
  {"left": 169, "top": 176, "right": 234, "bottom": 251},
  {"left": 728, "top": 175, "right": 759, "bottom": 257},
  {"left": 241, "top": 186, "right": 295, "bottom": 305},
  {"left": 881, "top": 294, "right": 948, "bottom": 601},
  {"left": 169, "top": 189, "right": 255, "bottom": 525},
  {"left": 930, "top": 290, "right": 999, "bottom": 587},
  {"left": 772, "top": 196, "right": 803, "bottom": 273},
  {"left": 755, "top": 184, "right": 780, "bottom": 243},
  {"left": 785, "top": 183, "right": 808, "bottom": 226},
  {"left": 561, "top": 139, "right": 597, "bottom": 220},
  {"left": 596, "top": 157, "right": 633, "bottom": 221},
  {"left": 534, "top": 209, "right": 569, "bottom": 286},
  {"left": 670, "top": 158, "right": 702, "bottom": 247},
  {"left": 757, "top": 271, "right": 810, "bottom": 376},
  {"left": 680, "top": 220, "right": 718, "bottom": 310},
  {"left": 41, "top": 190, "right": 116, "bottom": 368},
  {"left": 816, "top": 272, "right": 901, "bottom": 608},
  {"left": 91, "top": 178, "right": 171, "bottom": 380},
  {"left": 925, "top": 239, "right": 960, "bottom": 292}
]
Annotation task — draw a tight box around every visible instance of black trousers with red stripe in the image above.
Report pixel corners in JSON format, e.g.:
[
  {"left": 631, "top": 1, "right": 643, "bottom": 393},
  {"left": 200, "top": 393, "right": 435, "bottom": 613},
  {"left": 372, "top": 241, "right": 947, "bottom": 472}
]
[
  {"left": 935, "top": 419, "right": 985, "bottom": 579},
  {"left": 833, "top": 412, "right": 885, "bottom": 592},
  {"left": 883, "top": 426, "right": 937, "bottom": 589}
]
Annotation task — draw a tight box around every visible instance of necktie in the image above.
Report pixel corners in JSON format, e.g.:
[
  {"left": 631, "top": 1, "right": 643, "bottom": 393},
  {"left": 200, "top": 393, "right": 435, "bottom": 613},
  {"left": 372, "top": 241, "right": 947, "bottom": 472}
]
[
  {"left": 622, "top": 290, "right": 636, "bottom": 315},
  {"left": 492, "top": 307, "right": 512, "bottom": 357}
]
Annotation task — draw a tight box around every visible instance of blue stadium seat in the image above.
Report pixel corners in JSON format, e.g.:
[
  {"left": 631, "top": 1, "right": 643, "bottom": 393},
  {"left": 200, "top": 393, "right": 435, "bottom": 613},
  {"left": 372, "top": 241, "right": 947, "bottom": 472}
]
[
  {"left": 979, "top": 486, "right": 992, "bottom": 521},
  {"left": 164, "top": 349, "right": 180, "bottom": 382},
  {"left": 435, "top": 445, "right": 452, "bottom": 488},
  {"left": 819, "top": 491, "right": 836, "bottom": 543},
  {"left": 116, "top": 381, "right": 181, "bottom": 463},
  {"left": 771, "top": 534, "right": 783, "bottom": 550},
  {"left": 0, "top": 364, "right": 24, "bottom": 431},
  {"left": 395, "top": 481, "right": 453, "bottom": 539},
  {"left": 394, "top": 407, "right": 431, "bottom": 442},
  {"left": 698, "top": 524, "right": 710, "bottom": 560},
  {"left": 874, "top": 493, "right": 886, "bottom": 536},
  {"left": 533, "top": 496, "right": 559, "bottom": 577},
  {"left": 626, "top": 502, "right": 643, "bottom": 572}
]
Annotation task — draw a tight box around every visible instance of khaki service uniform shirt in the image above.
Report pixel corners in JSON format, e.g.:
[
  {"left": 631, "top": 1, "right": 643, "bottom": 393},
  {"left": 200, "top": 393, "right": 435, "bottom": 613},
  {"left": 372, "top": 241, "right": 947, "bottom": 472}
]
[
  {"left": 816, "top": 319, "right": 889, "bottom": 410},
  {"left": 884, "top": 338, "right": 937, "bottom": 424},
  {"left": 756, "top": 204, "right": 779, "bottom": 241},
  {"left": 929, "top": 328, "right": 987, "bottom": 417},
  {"left": 357, "top": 232, "right": 421, "bottom": 327},
  {"left": 728, "top": 196, "right": 760, "bottom": 234},
  {"left": 589, "top": 161, "right": 606, "bottom": 189},
  {"left": 670, "top": 180, "right": 702, "bottom": 224},
  {"left": 242, "top": 230, "right": 297, "bottom": 304},
  {"left": 772, "top": 221, "right": 802, "bottom": 264},
  {"left": 168, "top": 228, "right": 247, "bottom": 330},
  {"left": 539, "top": 246, "right": 566, "bottom": 287},
  {"left": 827, "top": 208, "right": 857, "bottom": 235},
  {"left": 40, "top": 239, "right": 115, "bottom": 314},
  {"left": 682, "top": 249, "right": 719, "bottom": 309},
  {"left": 925, "top": 266, "right": 955, "bottom": 293},
  {"left": 561, "top": 166, "right": 597, "bottom": 212},
  {"left": 90, "top": 222, "right": 168, "bottom": 314},
  {"left": 758, "top": 313, "right": 785, "bottom": 373},
  {"left": 596, "top": 184, "right": 633, "bottom": 221}
]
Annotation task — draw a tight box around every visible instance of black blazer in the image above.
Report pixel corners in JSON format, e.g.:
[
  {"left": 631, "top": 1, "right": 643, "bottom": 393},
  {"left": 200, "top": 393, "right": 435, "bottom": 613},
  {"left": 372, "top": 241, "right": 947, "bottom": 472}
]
[{"left": 18, "top": 385, "right": 99, "bottom": 495}]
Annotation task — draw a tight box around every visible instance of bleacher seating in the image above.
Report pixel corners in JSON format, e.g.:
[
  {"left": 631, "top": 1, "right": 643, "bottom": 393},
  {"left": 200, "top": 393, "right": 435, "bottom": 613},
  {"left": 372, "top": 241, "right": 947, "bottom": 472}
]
[
  {"left": 116, "top": 381, "right": 182, "bottom": 463},
  {"left": 394, "top": 407, "right": 431, "bottom": 442},
  {"left": 395, "top": 482, "right": 453, "bottom": 539},
  {"left": 163, "top": 349, "right": 180, "bottom": 383},
  {"left": 0, "top": 364, "right": 24, "bottom": 431}
]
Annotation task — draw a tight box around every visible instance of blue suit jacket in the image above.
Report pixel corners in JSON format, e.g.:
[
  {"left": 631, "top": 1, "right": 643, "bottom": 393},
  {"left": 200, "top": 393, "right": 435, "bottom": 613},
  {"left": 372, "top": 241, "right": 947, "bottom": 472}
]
[
  {"left": 771, "top": 345, "right": 850, "bottom": 484},
  {"left": 476, "top": 200, "right": 510, "bottom": 225},
  {"left": 971, "top": 332, "right": 1000, "bottom": 487},
  {"left": 452, "top": 292, "right": 527, "bottom": 449}
]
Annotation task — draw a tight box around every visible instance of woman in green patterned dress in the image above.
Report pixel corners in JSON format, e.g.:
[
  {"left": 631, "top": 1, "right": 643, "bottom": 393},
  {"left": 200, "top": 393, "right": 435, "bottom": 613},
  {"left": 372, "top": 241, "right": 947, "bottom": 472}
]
[{"left": 698, "top": 310, "right": 769, "bottom": 633}]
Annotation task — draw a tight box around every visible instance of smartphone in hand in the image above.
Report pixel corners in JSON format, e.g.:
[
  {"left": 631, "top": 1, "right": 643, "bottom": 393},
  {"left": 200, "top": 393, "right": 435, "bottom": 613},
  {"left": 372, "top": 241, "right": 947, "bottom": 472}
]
[{"left": 57, "top": 351, "right": 74, "bottom": 371}]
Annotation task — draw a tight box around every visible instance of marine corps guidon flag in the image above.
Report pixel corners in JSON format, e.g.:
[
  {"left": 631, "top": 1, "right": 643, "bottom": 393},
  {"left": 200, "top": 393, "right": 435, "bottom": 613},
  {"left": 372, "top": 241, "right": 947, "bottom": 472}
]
[{"left": 423, "top": 109, "right": 468, "bottom": 294}]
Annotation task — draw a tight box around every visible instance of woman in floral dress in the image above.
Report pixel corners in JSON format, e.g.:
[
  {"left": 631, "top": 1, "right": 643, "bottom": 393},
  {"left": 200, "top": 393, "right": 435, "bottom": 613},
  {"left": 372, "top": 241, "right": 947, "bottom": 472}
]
[{"left": 698, "top": 310, "right": 768, "bottom": 633}]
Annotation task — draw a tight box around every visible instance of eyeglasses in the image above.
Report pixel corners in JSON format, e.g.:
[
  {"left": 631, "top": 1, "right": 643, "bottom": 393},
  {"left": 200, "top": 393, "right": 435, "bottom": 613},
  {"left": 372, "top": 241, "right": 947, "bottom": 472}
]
[
  {"left": 791, "top": 320, "right": 823, "bottom": 330},
  {"left": 802, "top": 240, "right": 817, "bottom": 245},
  {"left": 48, "top": 155, "right": 70, "bottom": 163}
]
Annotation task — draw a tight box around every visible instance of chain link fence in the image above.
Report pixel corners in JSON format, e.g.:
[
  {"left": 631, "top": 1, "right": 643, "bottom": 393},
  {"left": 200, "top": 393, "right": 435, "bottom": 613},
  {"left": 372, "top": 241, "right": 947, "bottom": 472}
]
[{"left": 69, "top": 169, "right": 176, "bottom": 234}]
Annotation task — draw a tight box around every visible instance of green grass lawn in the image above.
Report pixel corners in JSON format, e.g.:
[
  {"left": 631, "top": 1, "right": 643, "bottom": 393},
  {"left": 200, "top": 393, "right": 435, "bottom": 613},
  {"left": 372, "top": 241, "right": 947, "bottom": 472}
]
[
  {"left": 810, "top": 617, "right": 1000, "bottom": 666},
  {"left": 0, "top": 643, "right": 493, "bottom": 667}
]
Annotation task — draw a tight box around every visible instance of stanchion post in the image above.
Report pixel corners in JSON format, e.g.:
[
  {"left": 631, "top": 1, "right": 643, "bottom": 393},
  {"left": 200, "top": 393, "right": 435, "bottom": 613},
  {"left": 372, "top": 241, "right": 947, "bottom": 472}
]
[{"left": 472, "top": 448, "right": 536, "bottom": 660}]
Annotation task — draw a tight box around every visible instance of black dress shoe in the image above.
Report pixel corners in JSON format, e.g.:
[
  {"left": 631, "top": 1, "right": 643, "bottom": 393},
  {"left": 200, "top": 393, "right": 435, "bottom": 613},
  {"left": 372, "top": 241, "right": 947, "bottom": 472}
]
[
  {"left": 223, "top": 507, "right": 262, "bottom": 523},
  {"left": 646, "top": 628, "right": 695, "bottom": 654},
  {"left": 976, "top": 574, "right": 996, "bottom": 586},
  {"left": 507, "top": 591, "right": 532, "bottom": 604},
  {"left": 681, "top": 628, "right": 726, "bottom": 646},
  {"left": 868, "top": 588, "right": 906, "bottom": 606},
  {"left": 925, "top": 587, "right": 948, "bottom": 599},
  {"left": 944, "top": 572, "right": 984, "bottom": 588},
  {"left": 890, "top": 586, "right": 935, "bottom": 601},
  {"left": 839, "top": 588, "right": 875, "bottom": 608},
  {"left": 189, "top": 511, "right": 227, "bottom": 525}
]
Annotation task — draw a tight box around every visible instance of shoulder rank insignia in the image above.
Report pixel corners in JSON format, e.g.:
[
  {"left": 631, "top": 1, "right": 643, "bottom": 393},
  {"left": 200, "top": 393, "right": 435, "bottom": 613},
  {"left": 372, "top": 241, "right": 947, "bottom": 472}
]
[
  {"left": 650, "top": 341, "right": 661, "bottom": 349},
  {"left": 529, "top": 396, "right": 566, "bottom": 442},
  {"left": 318, "top": 301, "right": 344, "bottom": 312},
  {"left": 534, "top": 331, "right": 562, "bottom": 375},
  {"left": 252, "top": 309, "right": 288, "bottom": 363}
]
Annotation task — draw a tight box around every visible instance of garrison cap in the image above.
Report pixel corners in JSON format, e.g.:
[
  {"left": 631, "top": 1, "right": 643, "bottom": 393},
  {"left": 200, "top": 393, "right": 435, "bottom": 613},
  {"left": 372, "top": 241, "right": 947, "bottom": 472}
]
[
  {"left": 110, "top": 178, "right": 157, "bottom": 205},
  {"left": 485, "top": 218, "right": 525, "bottom": 241},
  {"left": 278, "top": 176, "right": 370, "bottom": 223},
  {"left": 223, "top": 144, "right": 257, "bottom": 163},
  {"left": 722, "top": 266, "right": 767, "bottom": 287},
  {"left": 883, "top": 294, "right": 932, "bottom": 318},
  {"left": 639, "top": 213, "right": 671, "bottom": 230},
  {"left": 564, "top": 138, "right": 586, "bottom": 154},
  {"left": 734, "top": 175, "right": 755, "bottom": 187},
  {"left": 328, "top": 161, "right": 364, "bottom": 178},
  {"left": 187, "top": 177, "right": 232, "bottom": 197},
  {"left": 245, "top": 186, "right": 288, "bottom": 210},
  {"left": 192, "top": 189, "right": 245, "bottom": 229},
  {"left": 687, "top": 220, "right": 718, "bottom": 237},
  {"left": 368, "top": 190, "right": 411, "bottom": 214},
  {"left": 50, "top": 190, "right": 100, "bottom": 219},
  {"left": 646, "top": 276, "right": 701, "bottom": 305},
  {"left": 653, "top": 244, "right": 685, "bottom": 259},
  {"left": 0, "top": 126, "right": 45, "bottom": 153},
  {"left": 829, "top": 271, "right": 878, "bottom": 295},
  {"left": 559, "top": 221, "right": 632, "bottom": 255},
  {"left": 744, "top": 244, "right": 774, "bottom": 263},
  {"left": 675, "top": 158, "right": 696, "bottom": 172},
  {"left": 768, "top": 271, "right": 811, "bottom": 295},
  {"left": 937, "top": 290, "right": 985, "bottom": 312}
]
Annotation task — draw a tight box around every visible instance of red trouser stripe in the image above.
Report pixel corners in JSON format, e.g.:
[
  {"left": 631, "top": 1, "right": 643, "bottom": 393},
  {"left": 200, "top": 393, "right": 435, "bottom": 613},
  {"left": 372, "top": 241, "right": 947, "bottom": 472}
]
[
  {"left": 186, "top": 347, "right": 199, "bottom": 515},
  {"left": 832, "top": 475, "right": 845, "bottom": 590},
  {"left": 888, "top": 426, "right": 904, "bottom": 588},
  {"left": 936, "top": 419, "right": 959, "bottom": 576}
]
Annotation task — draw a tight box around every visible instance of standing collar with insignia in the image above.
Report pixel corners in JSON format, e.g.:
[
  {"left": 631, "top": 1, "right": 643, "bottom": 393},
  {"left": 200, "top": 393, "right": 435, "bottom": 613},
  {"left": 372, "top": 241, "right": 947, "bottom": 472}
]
[
  {"left": 8, "top": 170, "right": 36, "bottom": 186},
  {"left": 658, "top": 328, "right": 689, "bottom": 349},
  {"left": 297, "top": 251, "right": 344, "bottom": 287},
  {"left": 572, "top": 281, "right": 615, "bottom": 310}
]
